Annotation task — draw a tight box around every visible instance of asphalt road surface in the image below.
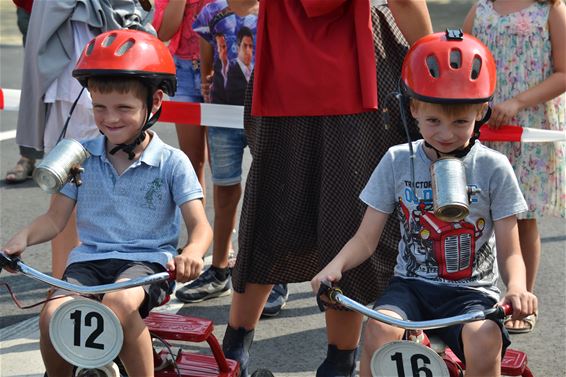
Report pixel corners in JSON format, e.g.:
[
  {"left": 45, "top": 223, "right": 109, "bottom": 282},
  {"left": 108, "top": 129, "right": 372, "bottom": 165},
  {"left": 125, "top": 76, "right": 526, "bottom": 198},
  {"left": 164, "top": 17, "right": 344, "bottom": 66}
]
[{"left": 1, "top": 1, "right": 565, "bottom": 376}]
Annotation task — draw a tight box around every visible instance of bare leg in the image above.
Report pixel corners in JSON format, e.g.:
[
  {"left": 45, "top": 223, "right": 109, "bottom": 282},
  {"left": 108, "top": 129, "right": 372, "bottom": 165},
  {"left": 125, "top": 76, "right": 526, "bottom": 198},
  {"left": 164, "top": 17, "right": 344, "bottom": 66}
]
[
  {"left": 176, "top": 123, "right": 208, "bottom": 205},
  {"left": 325, "top": 309, "right": 364, "bottom": 349},
  {"left": 103, "top": 286, "right": 153, "bottom": 375},
  {"left": 461, "top": 320, "right": 502, "bottom": 377},
  {"left": 40, "top": 296, "right": 74, "bottom": 376},
  {"left": 506, "top": 218, "right": 540, "bottom": 331},
  {"left": 212, "top": 184, "right": 241, "bottom": 269},
  {"left": 51, "top": 196, "right": 79, "bottom": 279},
  {"left": 359, "top": 310, "right": 404, "bottom": 376},
  {"left": 228, "top": 283, "right": 273, "bottom": 329},
  {"left": 518, "top": 218, "right": 541, "bottom": 292}
]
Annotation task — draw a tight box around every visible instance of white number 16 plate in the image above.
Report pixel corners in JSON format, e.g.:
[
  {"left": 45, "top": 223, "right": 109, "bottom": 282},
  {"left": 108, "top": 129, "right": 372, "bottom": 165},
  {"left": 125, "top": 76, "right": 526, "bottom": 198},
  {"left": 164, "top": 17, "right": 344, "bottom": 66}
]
[{"left": 371, "top": 340, "right": 450, "bottom": 377}]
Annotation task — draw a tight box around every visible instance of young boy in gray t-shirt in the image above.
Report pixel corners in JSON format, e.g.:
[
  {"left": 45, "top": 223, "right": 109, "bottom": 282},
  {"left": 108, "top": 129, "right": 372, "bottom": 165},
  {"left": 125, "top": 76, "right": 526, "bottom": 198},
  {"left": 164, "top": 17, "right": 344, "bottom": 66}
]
[{"left": 311, "top": 31, "right": 538, "bottom": 376}]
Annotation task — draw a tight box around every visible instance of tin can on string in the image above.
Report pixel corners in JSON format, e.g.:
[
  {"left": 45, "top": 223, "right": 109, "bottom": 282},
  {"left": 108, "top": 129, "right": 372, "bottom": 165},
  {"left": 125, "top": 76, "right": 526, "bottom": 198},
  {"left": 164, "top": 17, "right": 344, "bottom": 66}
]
[
  {"left": 33, "top": 139, "right": 90, "bottom": 194},
  {"left": 430, "top": 157, "right": 470, "bottom": 222}
]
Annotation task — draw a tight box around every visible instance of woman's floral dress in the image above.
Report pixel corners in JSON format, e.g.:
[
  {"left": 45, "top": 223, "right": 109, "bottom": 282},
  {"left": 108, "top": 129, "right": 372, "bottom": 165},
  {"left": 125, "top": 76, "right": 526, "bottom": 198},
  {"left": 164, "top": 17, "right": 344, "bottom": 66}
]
[{"left": 473, "top": 0, "right": 565, "bottom": 218}]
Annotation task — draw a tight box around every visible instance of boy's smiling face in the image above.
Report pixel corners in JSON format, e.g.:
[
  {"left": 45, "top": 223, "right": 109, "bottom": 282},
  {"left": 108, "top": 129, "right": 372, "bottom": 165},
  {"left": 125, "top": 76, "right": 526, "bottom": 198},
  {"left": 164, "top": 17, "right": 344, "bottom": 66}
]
[
  {"left": 90, "top": 88, "right": 162, "bottom": 148},
  {"left": 411, "top": 101, "right": 485, "bottom": 159}
]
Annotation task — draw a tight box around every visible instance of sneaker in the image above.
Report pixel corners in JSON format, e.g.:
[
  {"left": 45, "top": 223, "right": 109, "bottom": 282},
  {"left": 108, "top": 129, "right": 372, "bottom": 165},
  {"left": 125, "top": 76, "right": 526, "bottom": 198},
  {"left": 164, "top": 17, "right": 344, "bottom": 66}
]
[
  {"left": 261, "top": 283, "right": 289, "bottom": 317},
  {"left": 175, "top": 266, "right": 232, "bottom": 303}
]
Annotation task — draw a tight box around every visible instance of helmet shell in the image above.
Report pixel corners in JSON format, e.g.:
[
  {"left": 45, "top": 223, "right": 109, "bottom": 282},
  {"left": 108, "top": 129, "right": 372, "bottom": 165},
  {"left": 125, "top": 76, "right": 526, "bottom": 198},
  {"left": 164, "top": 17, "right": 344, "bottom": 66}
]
[
  {"left": 401, "top": 30, "right": 496, "bottom": 104},
  {"left": 73, "top": 29, "right": 176, "bottom": 96}
]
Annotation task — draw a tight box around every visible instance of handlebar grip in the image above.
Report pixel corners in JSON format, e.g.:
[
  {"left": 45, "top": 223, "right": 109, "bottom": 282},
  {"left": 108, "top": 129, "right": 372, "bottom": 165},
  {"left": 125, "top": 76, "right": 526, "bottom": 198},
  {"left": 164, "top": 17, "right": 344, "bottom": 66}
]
[
  {"left": 316, "top": 280, "right": 333, "bottom": 312},
  {"left": 500, "top": 304, "right": 513, "bottom": 317},
  {"left": 0, "top": 252, "right": 20, "bottom": 272},
  {"left": 167, "top": 270, "right": 176, "bottom": 281}
]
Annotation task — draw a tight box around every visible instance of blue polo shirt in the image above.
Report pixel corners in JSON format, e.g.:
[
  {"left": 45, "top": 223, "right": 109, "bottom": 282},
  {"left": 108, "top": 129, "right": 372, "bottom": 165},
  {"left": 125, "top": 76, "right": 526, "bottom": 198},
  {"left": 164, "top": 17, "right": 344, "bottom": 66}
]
[{"left": 60, "top": 131, "right": 203, "bottom": 268}]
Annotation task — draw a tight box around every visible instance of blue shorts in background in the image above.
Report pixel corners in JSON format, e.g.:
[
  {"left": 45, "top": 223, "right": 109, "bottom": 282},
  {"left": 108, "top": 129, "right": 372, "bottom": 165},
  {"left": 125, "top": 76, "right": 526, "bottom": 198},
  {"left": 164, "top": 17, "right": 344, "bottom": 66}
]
[{"left": 171, "top": 55, "right": 204, "bottom": 103}]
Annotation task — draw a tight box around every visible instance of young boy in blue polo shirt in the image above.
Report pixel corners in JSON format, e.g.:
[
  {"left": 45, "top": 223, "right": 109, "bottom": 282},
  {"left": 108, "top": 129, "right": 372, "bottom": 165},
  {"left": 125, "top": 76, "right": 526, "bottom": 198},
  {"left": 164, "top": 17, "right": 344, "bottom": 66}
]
[{"left": 1, "top": 30, "right": 213, "bottom": 376}]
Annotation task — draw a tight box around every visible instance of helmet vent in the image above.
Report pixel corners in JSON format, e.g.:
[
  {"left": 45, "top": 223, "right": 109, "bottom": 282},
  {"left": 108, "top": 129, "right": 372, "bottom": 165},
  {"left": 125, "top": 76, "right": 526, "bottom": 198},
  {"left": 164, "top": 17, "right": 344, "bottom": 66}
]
[
  {"left": 102, "top": 33, "right": 117, "bottom": 47},
  {"left": 85, "top": 41, "right": 95, "bottom": 56},
  {"left": 471, "top": 56, "right": 482, "bottom": 80},
  {"left": 116, "top": 39, "right": 135, "bottom": 56},
  {"left": 426, "top": 55, "right": 440, "bottom": 78},
  {"left": 450, "top": 49, "right": 462, "bottom": 69}
]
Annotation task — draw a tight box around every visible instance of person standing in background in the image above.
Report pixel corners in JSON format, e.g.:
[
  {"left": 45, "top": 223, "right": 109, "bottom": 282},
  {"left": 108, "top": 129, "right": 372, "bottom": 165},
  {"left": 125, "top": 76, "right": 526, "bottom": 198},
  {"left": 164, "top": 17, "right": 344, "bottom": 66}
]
[
  {"left": 153, "top": 0, "right": 211, "bottom": 197},
  {"left": 464, "top": 0, "right": 566, "bottom": 334},
  {"left": 221, "top": 1, "right": 433, "bottom": 376},
  {"left": 5, "top": 0, "right": 34, "bottom": 184},
  {"left": 175, "top": 0, "right": 259, "bottom": 305}
]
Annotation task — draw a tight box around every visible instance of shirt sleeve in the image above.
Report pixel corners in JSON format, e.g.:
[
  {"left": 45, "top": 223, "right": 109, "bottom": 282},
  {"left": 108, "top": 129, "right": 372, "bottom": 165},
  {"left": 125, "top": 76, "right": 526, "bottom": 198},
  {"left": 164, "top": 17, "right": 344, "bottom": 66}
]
[
  {"left": 359, "top": 149, "right": 397, "bottom": 214},
  {"left": 59, "top": 180, "right": 78, "bottom": 201},
  {"left": 192, "top": 3, "right": 214, "bottom": 45},
  {"left": 169, "top": 150, "right": 204, "bottom": 206}
]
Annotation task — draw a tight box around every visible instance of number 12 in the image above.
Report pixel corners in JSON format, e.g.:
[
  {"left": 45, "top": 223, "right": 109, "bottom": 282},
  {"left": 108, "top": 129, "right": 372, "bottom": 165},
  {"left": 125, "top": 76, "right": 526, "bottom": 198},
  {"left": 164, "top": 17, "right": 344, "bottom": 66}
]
[{"left": 69, "top": 309, "right": 105, "bottom": 350}]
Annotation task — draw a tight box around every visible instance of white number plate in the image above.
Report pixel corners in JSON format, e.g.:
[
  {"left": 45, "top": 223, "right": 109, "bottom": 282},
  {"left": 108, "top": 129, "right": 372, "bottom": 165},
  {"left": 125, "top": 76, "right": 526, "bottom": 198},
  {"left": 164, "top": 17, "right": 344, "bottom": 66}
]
[
  {"left": 49, "top": 298, "right": 123, "bottom": 368},
  {"left": 371, "top": 340, "right": 450, "bottom": 377}
]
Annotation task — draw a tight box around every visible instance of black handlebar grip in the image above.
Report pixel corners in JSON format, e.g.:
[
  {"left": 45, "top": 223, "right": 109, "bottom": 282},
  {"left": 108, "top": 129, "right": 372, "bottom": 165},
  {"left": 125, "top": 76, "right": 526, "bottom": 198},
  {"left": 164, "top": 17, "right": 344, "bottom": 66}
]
[{"left": 0, "top": 252, "right": 20, "bottom": 273}]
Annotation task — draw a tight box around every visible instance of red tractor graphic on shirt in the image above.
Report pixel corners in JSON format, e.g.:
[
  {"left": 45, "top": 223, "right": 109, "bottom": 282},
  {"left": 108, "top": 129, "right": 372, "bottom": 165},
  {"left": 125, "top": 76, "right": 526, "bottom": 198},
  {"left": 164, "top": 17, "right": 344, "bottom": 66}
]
[{"left": 399, "top": 198, "right": 485, "bottom": 280}]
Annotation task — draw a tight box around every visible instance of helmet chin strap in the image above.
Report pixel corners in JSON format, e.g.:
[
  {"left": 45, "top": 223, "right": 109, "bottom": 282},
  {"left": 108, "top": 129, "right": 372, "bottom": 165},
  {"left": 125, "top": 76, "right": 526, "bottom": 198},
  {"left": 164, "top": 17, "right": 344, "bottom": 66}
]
[
  {"left": 109, "top": 94, "right": 161, "bottom": 160},
  {"left": 424, "top": 106, "right": 491, "bottom": 159}
]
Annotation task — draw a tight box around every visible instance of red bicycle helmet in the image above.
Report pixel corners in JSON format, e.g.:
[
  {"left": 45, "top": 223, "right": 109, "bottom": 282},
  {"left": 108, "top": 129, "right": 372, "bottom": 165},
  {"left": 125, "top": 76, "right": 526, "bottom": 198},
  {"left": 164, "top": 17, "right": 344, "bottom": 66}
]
[
  {"left": 73, "top": 29, "right": 176, "bottom": 96},
  {"left": 401, "top": 29, "right": 496, "bottom": 104}
]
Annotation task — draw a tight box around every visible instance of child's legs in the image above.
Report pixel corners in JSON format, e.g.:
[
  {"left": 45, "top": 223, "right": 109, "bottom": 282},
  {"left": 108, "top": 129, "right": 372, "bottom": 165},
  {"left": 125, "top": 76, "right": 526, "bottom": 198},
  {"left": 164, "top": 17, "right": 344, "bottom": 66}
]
[
  {"left": 359, "top": 311, "right": 405, "bottom": 376},
  {"left": 359, "top": 278, "right": 420, "bottom": 375},
  {"left": 176, "top": 123, "right": 208, "bottom": 196},
  {"left": 39, "top": 295, "right": 75, "bottom": 376},
  {"left": 425, "top": 286, "right": 510, "bottom": 376},
  {"left": 212, "top": 184, "right": 241, "bottom": 266},
  {"left": 518, "top": 218, "right": 540, "bottom": 292},
  {"left": 103, "top": 285, "right": 152, "bottom": 375},
  {"left": 461, "top": 320, "right": 503, "bottom": 377},
  {"left": 207, "top": 127, "right": 247, "bottom": 265},
  {"left": 171, "top": 56, "right": 207, "bottom": 198},
  {"left": 102, "top": 261, "right": 171, "bottom": 375},
  {"left": 228, "top": 283, "right": 273, "bottom": 329}
]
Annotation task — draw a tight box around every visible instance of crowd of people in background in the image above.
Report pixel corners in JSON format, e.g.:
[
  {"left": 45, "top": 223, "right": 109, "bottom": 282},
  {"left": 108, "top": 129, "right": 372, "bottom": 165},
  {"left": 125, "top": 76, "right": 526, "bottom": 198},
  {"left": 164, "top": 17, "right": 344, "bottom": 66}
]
[{"left": 2, "top": 0, "right": 565, "bottom": 376}]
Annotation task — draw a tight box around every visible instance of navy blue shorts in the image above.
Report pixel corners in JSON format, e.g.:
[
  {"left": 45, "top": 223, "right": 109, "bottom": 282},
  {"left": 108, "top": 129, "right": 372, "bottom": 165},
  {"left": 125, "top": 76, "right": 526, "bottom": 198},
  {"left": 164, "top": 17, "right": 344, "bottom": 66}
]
[
  {"left": 60, "top": 259, "right": 174, "bottom": 318},
  {"left": 373, "top": 277, "right": 511, "bottom": 363}
]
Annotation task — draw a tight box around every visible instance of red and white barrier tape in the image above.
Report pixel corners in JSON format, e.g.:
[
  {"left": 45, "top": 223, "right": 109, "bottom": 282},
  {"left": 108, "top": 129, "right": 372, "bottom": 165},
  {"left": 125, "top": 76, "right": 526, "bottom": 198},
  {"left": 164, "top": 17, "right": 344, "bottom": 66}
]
[{"left": 1, "top": 87, "right": 564, "bottom": 142}]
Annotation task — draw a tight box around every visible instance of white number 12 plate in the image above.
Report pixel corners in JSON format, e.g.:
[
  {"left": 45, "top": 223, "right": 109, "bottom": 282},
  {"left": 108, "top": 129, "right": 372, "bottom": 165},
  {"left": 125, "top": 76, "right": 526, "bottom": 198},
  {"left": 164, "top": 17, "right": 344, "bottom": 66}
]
[{"left": 49, "top": 298, "right": 123, "bottom": 368}]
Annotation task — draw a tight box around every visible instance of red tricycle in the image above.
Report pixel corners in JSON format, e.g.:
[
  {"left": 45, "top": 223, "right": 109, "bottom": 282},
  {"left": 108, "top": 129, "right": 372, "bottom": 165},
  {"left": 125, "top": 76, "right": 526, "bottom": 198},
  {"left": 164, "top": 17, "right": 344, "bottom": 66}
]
[
  {"left": 0, "top": 252, "right": 239, "bottom": 377},
  {"left": 317, "top": 281, "right": 533, "bottom": 377}
]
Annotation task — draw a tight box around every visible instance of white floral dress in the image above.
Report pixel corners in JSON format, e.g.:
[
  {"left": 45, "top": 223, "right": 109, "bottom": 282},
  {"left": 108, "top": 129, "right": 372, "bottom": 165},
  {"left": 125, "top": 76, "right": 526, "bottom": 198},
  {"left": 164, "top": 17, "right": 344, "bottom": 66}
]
[{"left": 473, "top": 0, "right": 565, "bottom": 218}]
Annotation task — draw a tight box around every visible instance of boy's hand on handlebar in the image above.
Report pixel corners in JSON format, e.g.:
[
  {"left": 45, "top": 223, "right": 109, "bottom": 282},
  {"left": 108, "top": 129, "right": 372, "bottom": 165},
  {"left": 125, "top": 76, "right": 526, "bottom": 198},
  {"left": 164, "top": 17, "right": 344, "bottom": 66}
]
[
  {"left": 2, "top": 233, "right": 27, "bottom": 260},
  {"left": 168, "top": 252, "right": 204, "bottom": 283},
  {"left": 501, "top": 287, "right": 538, "bottom": 320}
]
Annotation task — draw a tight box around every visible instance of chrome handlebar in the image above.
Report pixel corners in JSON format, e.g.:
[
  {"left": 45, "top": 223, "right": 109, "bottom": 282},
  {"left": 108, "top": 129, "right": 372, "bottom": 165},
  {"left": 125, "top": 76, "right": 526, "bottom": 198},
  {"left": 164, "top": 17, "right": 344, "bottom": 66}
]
[
  {"left": 0, "top": 252, "right": 173, "bottom": 295},
  {"left": 317, "top": 281, "right": 510, "bottom": 331}
]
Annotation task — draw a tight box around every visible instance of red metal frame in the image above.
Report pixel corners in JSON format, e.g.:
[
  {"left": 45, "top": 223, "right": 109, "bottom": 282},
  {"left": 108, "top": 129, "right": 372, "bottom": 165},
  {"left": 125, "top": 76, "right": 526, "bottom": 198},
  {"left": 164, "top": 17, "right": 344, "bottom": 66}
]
[{"left": 144, "top": 312, "right": 239, "bottom": 377}]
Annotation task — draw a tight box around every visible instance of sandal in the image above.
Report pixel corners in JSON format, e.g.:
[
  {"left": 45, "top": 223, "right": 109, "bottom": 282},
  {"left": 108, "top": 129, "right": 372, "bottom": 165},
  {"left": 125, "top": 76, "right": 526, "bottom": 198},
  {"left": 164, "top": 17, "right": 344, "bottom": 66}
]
[
  {"left": 5, "top": 157, "right": 35, "bottom": 184},
  {"left": 505, "top": 313, "right": 537, "bottom": 334}
]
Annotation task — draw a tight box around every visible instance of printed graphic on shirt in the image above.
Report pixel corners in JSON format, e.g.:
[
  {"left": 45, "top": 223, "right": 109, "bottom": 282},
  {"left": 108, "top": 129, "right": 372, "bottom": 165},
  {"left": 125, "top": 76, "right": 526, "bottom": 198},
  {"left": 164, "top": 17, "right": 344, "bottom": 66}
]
[
  {"left": 396, "top": 180, "right": 492, "bottom": 284},
  {"left": 144, "top": 178, "right": 164, "bottom": 210},
  {"left": 193, "top": 0, "right": 258, "bottom": 105}
]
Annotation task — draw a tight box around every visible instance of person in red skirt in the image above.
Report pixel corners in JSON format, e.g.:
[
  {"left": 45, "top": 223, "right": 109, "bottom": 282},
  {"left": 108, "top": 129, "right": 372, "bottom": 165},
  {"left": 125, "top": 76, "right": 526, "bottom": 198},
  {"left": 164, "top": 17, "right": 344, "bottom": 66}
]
[{"left": 220, "top": 1, "right": 433, "bottom": 376}]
